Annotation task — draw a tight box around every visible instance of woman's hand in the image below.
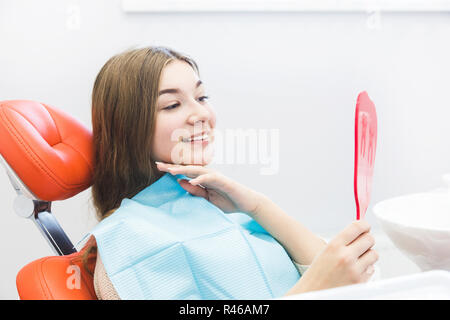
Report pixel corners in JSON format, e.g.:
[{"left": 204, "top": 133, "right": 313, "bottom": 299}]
[
  {"left": 155, "top": 162, "right": 262, "bottom": 215},
  {"left": 285, "top": 220, "right": 378, "bottom": 296}
]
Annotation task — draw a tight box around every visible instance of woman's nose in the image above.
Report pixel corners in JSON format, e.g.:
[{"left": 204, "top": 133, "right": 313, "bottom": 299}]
[{"left": 187, "top": 100, "right": 212, "bottom": 124}]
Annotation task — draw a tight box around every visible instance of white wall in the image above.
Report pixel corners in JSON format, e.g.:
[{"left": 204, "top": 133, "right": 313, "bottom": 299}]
[{"left": 1, "top": 0, "right": 449, "bottom": 299}]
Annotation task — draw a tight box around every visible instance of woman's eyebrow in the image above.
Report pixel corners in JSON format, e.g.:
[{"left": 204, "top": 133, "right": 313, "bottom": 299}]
[{"left": 158, "top": 80, "right": 203, "bottom": 96}]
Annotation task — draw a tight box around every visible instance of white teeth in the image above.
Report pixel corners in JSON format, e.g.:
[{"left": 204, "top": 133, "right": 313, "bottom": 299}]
[{"left": 183, "top": 134, "right": 209, "bottom": 142}]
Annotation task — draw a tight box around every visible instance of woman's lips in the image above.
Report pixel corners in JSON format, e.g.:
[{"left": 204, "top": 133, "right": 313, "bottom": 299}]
[
  {"left": 181, "top": 132, "right": 212, "bottom": 146},
  {"left": 184, "top": 137, "right": 210, "bottom": 146}
]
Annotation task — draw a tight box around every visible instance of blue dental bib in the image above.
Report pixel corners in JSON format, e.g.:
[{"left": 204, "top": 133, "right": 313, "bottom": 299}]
[{"left": 89, "top": 173, "right": 300, "bottom": 299}]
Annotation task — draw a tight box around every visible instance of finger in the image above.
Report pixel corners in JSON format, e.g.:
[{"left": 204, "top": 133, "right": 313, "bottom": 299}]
[
  {"left": 177, "top": 179, "right": 208, "bottom": 198},
  {"left": 157, "top": 162, "right": 210, "bottom": 178},
  {"left": 155, "top": 161, "right": 183, "bottom": 174},
  {"left": 334, "top": 220, "right": 371, "bottom": 246},
  {"left": 155, "top": 161, "right": 170, "bottom": 172},
  {"left": 360, "top": 264, "right": 376, "bottom": 283},
  {"left": 188, "top": 174, "right": 235, "bottom": 201},
  {"left": 348, "top": 232, "right": 375, "bottom": 257},
  {"left": 356, "top": 249, "right": 379, "bottom": 273},
  {"left": 188, "top": 175, "right": 207, "bottom": 186},
  {"left": 188, "top": 173, "right": 222, "bottom": 189}
]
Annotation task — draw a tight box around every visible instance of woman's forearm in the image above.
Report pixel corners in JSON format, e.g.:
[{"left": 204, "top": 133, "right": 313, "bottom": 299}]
[{"left": 250, "top": 193, "right": 326, "bottom": 265}]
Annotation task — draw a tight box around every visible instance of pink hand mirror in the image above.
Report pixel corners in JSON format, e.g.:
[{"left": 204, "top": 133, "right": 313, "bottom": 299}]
[{"left": 354, "top": 91, "right": 377, "bottom": 220}]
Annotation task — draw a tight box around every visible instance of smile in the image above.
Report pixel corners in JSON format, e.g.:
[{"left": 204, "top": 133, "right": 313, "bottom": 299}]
[{"left": 181, "top": 133, "right": 210, "bottom": 143}]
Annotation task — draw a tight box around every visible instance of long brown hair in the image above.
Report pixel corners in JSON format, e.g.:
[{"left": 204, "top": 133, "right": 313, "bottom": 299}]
[{"left": 81, "top": 46, "right": 200, "bottom": 275}]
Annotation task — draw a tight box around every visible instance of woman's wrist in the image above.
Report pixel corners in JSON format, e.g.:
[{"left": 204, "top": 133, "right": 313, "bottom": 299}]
[
  {"left": 284, "top": 274, "right": 313, "bottom": 296},
  {"left": 245, "top": 190, "right": 269, "bottom": 218},
  {"left": 246, "top": 192, "right": 327, "bottom": 265}
]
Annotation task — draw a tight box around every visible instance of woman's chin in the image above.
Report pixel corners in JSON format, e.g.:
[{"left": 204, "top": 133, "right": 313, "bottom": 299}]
[
  {"left": 185, "top": 153, "right": 214, "bottom": 166},
  {"left": 167, "top": 142, "right": 215, "bottom": 166},
  {"left": 183, "top": 145, "right": 214, "bottom": 166}
]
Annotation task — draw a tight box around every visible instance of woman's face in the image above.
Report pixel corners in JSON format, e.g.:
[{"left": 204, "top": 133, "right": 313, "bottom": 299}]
[{"left": 152, "top": 59, "right": 216, "bottom": 165}]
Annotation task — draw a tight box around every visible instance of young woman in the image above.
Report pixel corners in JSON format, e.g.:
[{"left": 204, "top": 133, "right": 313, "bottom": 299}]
[{"left": 86, "top": 46, "right": 378, "bottom": 300}]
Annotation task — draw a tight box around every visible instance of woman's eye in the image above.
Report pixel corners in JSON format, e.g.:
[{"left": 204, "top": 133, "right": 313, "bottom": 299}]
[
  {"left": 163, "top": 103, "right": 179, "bottom": 110},
  {"left": 163, "top": 96, "right": 209, "bottom": 110},
  {"left": 198, "top": 95, "right": 209, "bottom": 102}
]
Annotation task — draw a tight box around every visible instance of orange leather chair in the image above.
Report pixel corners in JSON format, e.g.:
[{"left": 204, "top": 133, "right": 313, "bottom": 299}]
[{"left": 0, "top": 100, "right": 97, "bottom": 299}]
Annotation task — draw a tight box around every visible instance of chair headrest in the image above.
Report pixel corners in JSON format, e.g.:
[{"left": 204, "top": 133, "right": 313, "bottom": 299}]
[{"left": 0, "top": 100, "right": 93, "bottom": 201}]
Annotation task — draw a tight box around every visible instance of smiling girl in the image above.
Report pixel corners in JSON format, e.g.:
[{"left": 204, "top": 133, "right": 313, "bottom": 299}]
[{"left": 85, "top": 46, "right": 378, "bottom": 300}]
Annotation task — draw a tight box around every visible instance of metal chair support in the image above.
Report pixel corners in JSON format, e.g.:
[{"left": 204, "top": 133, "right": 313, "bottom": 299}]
[{"left": 2, "top": 154, "right": 76, "bottom": 256}]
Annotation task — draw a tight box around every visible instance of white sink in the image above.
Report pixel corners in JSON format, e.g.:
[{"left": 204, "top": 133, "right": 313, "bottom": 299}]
[
  {"left": 282, "top": 270, "right": 450, "bottom": 300},
  {"left": 373, "top": 175, "right": 450, "bottom": 271}
]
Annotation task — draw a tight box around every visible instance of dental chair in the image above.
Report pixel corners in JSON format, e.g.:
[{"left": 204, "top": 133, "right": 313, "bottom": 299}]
[{"left": 0, "top": 100, "right": 97, "bottom": 300}]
